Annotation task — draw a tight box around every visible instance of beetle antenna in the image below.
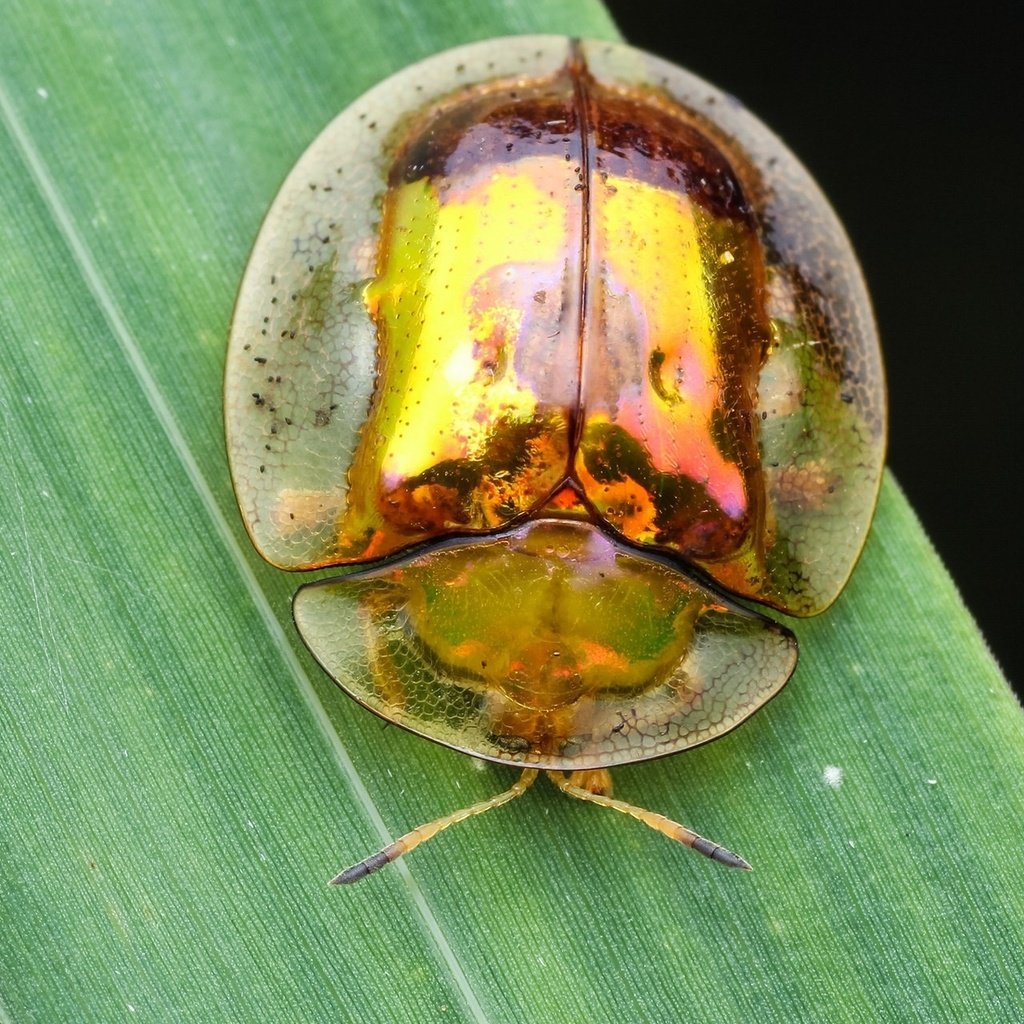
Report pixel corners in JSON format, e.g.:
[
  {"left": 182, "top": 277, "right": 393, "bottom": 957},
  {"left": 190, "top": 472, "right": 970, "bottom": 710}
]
[
  {"left": 546, "top": 770, "right": 751, "bottom": 870},
  {"left": 331, "top": 768, "right": 539, "bottom": 884}
]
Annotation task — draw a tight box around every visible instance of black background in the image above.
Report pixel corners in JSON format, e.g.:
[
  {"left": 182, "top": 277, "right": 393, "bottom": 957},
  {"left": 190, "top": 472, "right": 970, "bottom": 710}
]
[{"left": 604, "top": 1, "right": 1023, "bottom": 693}]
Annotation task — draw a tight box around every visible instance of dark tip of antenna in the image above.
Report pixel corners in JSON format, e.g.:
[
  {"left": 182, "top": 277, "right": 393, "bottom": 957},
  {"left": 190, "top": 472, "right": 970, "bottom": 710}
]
[
  {"left": 714, "top": 848, "right": 753, "bottom": 871},
  {"left": 329, "top": 849, "right": 393, "bottom": 885},
  {"left": 693, "top": 835, "right": 752, "bottom": 871}
]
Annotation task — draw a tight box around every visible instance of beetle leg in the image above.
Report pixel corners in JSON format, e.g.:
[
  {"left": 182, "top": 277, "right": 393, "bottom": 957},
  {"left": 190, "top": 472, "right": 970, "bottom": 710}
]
[
  {"left": 330, "top": 768, "right": 539, "bottom": 884},
  {"left": 545, "top": 771, "right": 751, "bottom": 870},
  {"left": 566, "top": 768, "right": 613, "bottom": 796}
]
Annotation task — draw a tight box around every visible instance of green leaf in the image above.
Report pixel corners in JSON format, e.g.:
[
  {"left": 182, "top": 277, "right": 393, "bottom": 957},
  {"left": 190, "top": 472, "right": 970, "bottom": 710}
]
[{"left": 1, "top": 3, "right": 1021, "bottom": 1023}]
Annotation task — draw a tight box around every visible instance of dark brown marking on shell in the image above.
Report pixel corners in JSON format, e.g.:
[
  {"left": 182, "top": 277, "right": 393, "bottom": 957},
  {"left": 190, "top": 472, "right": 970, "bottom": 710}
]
[
  {"left": 391, "top": 88, "right": 579, "bottom": 188},
  {"left": 391, "top": 55, "right": 754, "bottom": 225},
  {"left": 586, "top": 88, "right": 754, "bottom": 224}
]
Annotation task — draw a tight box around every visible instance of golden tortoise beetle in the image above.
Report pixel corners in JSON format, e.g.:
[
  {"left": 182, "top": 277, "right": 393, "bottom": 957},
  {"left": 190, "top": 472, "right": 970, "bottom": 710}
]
[{"left": 225, "top": 36, "right": 885, "bottom": 882}]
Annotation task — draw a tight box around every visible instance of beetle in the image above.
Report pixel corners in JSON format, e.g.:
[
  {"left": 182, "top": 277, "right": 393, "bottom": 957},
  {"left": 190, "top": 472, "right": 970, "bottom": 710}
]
[{"left": 225, "top": 36, "right": 885, "bottom": 883}]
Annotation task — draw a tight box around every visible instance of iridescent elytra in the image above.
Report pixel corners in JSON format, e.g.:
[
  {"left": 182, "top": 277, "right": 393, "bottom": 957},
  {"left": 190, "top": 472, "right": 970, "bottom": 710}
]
[{"left": 225, "top": 36, "right": 886, "bottom": 882}]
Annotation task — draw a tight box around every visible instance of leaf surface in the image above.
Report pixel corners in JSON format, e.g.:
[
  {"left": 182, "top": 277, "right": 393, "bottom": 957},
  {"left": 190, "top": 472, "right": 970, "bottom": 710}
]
[{"left": 1, "top": 3, "right": 1021, "bottom": 1022}]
